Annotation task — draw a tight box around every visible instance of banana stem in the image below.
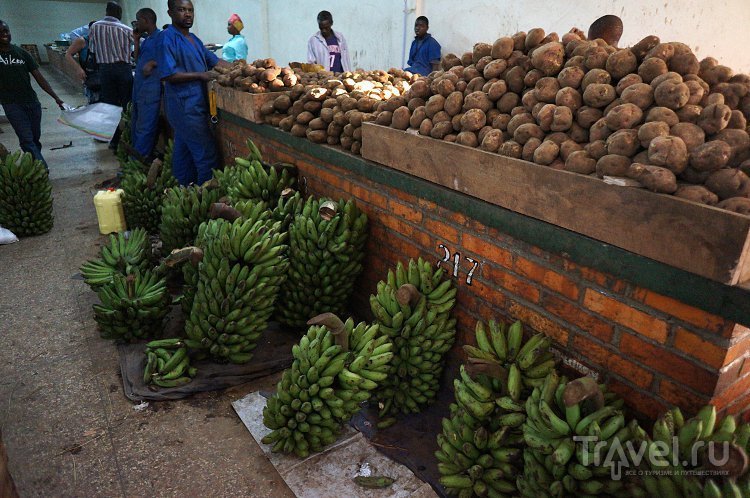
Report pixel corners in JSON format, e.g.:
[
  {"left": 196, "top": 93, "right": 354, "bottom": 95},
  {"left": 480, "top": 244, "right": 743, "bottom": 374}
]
[
  {"left": 465, "top": 357, "right": 508, "bottom": 381},
  {"left": 318, "top": 201, "right": 338, "bottom": 221},
  {"left": 126, "top": 274, "right": 136, "bottom": 299},
  {"left": 562, "top": 376, "right": 604, "bottom": 408},
  {"left": 396, "top": 284, "right": 421, "bottom": 306},
  {"left": 164, "top": 246, "right": 204, "bottom": 268},
  {"left": 146, "top": 159, "right": 163, "bottom": 188},
  {"left": 209, "top": 203, "right": 242, "bottom": 221},
  {"left": 307, "top": 313, "right": 348, "bottom": 351},
  {"left": 704, "top": 443, "right": 748, "bottom": 478}
]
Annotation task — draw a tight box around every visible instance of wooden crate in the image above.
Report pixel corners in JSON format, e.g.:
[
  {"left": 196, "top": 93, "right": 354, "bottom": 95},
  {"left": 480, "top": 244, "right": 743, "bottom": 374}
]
[
  {"left": 361, "top": 122, "right": 750, "bottom": 286},
  {"left": 210, "top": 82, "right": 287, "bottom": 124}
]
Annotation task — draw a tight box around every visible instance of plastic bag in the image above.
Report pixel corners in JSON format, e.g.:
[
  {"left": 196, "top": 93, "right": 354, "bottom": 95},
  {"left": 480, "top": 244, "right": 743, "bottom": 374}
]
[
  {"left": 58, "top": 102, "right": 122, "bottom": 141},
  {"left": 0, "top": 226, "right": 19, "bottom": 245}
]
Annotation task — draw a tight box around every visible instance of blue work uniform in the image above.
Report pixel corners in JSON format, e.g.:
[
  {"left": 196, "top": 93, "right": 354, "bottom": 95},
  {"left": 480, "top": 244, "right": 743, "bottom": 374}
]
[
  {"left": 158, "top": 25, "right": 219, "bottom": 185},
  {"left": 406, "top": 34, "right": 441, "bottom": 76},
  {"left": 221, "top": 34, "right": 248, "bottom": 62},
  {"left": 131, "top": 28, "right": 162, "bottom": 159}
]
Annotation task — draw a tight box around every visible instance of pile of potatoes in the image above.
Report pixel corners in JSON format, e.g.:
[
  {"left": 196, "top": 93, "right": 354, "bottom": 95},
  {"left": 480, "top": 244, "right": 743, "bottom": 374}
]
[
  {"left": 375, "top": 28, "right": 750, "bottom": 214},
  {"left": 214, "top": 58, "right": 298, "bottom": 93},
  {"left": 260, "top": 69, "right": 419, "bottom": 154}
]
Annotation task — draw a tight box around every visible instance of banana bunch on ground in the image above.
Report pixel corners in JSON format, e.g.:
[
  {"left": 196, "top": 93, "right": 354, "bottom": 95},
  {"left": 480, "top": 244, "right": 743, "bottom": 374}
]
[
  {"left": 184, "top": 205, "right": 289, "bottom": 363},
  {"left": 143, "top": 338, "right": 197, "bottom": 388},
  {"left": 270, "top": 189, "right": 303, "bottom": 232},
  {"left": 262, "top": 314, "right": 393, "bottom": 457},
  {"left": 215, "top": 139, "right": 297, "bottom": 204},
  {"left": 629, "top": 405, "right": 750, "bottom": 498},
  {"left": 159, "top": 182, "right": 223, "bottom": 253},
  {"left": 369, "top": 258, "right": 457, "bottom": 416},
  {"left": 0, "top": 150, "right": 53, "bottom": 236},
  {"left": 277, "top": 197, "right": 368, "bottom": 328},
  {"left": 93, "top": 269, "right": 171, "bottom": 341},
  {"left": 517, "top": 374, "right": 631, "bottom": 497},
  {"left": 115, "top": 102, "right": 133, "bottom": 164},
  {"left": 121, "top": 158, "right": 177, "bottom": 233},
  {"left": 79, "top": 228, "right": 150, "bottom": 288}
]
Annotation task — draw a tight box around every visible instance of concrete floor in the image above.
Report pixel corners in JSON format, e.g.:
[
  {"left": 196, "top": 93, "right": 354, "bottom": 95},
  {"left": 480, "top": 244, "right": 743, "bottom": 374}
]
[{"left": 0, "top": 68, "right": 294, "bottom": 497}]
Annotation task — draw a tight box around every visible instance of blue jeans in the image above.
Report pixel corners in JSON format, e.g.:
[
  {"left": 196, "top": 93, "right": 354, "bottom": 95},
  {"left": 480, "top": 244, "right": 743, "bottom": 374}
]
[{"left": 2, "top": 102, "right": 47, "bottom": 168}]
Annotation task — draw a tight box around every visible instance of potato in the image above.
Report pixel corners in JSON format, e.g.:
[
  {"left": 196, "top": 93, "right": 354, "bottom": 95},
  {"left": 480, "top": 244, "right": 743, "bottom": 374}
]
[
  {"left": 466, "top": 76, "right": 487, "bottom": 93},
  {"left": 475, "top": 56, "right": 493, "bottom": 73},
  {"left": 729, "top": 110, "right": 747, "bottom": 130},
  {"left": 673, "top": 185, "right": 718, "bottom": 205},
  {"left": 559, "top": 139, "right": 583, "bottom": 160},
  {"left": 290, "top": 123, "right": 307, "bottom": 137},
  {"left": 531, "top": 42, "right": 565, "bottom": 76},
  {"left": 531, "top": 77, "right": 558, "bottom": 104},
  {"left": 303, "top": 101, "right": 323, "bottom": 113},
  {"left": 473, "top": 43, "right": 492, "bottom": 63},
  {"left": 522, "top": 90, "right": 540, "bottom": 112},
  {"left": 563, "top": 150, "right": 596, "bottom": 174},
  {"left": 648, "top": 136, "right": 688, "bottom": 173},
  {"left": 605, "top": 103, "right": 644, "bottom": 130},
  {"left": 638, "top": 121, "right": 670, "bottom": 148},
  {"left": 483, "top": 59, "right": 508, "bottom": 80},
  {"left": 433, "top": 78, "right": 455, "bottom": 98},
  {"left": 482, "top": 82, "right": 506, "bottom": 103},
  {"left": 653, "top": 81, "right": 690, "bottom": 110},
  {"left": 705, "top": 169, "right": 750, "bottom": 199},
  {"left": 463, "top": 91, "right": 493, "bottom": 113},
  {"left": 698, "top": 103, "right": 732, "bottom": 135},
  {"left": 650, "top": 71, "right": 682, "bottom": 89},
  {"left": 646, "top": 43, "right": 675, "bottom": 62},
  {"left": 499, "top": 140, "right": 523, "bottom": 158},
  {"left": 585, "top": 140, "right": 608, "bottom": 160},
  {"left": 645, "top": 107, "right": 679, "bottom": 127},
  {"left": 418, "top": 118, "right": 433, "bottom": 136},
  {"left": 279, "top": 115, "right": 295, "bottom": 131},
  {"left": 590, "top": 118, "right": 613, "bottom": 141},
  {"left": 440, "top": 53, "right": 462, "bottom": 70},
  {"left": 632, "top": 150, "right": 650, "bottom": 164},
  {"left": 568, "top": 122, "right": 589, "bottom": 143},
  {"left": 603, "top": 98, "right": 624, "bottom": 116},
  {"left": 583, "top": 84, "right": 617, "bottom": 108},
  {"left": 713, "top": 128, "right": 750, "bottom": 165},
  {"left": 454, "top": 131, "right": 478, "bottom": 147},
  {"left": 491, "top": 37, "right": 515, "bottom": 59},
  {"left": 535, "top": 104, "right": 554, "bottom": 131},
  {"left": 668, "top": 52, "right": 699, "bottom": 77},
  {"left": 524, "top": 69, "right": 545, "bottom": 88},
  {"left": 423, "top": 95, "right": 445, "bottom": 119},
  {"left": 701, "top": 64, "right": 734, "bottom": 86},
  {"left": 607, "top": 129, "right": 640, "bottom": 157},
  {"left": 320, "top": 107, "right": 336, "bottom": 124},
  {"left": 505, "top": 66, "right": 527, "bottom": 93},
  {"left": 409, "top": 106, "right": 427, "bottom": 128},
  {"left": 479, "top": 129, "right": 504, "bottom": 152},
  {"left": 555, "top": 87, "right": 583, "bottom": 111},
  {"left": 555, "top": 66, "right": 584, "bottom": 90},
  {"left": 597, "top": 154, "right": 632, "bottom": 177},
  {"left": 477, "top": 125, "right": 493, "bottom": 143},
  {"left": 522, "top": 137, "right": 542, "bottom": 162},
  {"left": 387, "top": 106, "right": 409, "bottom": 130},
  {"left": 716, "top": 197, "right": 750, "bottom": 215},
  {"left": 533, "top": 140, "right": 560, "bottom": 165},
  {"left": 444, "top": 91, "right": 464, "bottom": 117},
  {"left": 630, "top": 35, "right": 661, "bottom": 61},
  {"left": 460, "top": 109, "right": 487, "bottom": 132},
  {"left": 564, "top": 55, "right": 586, "bottom": 69},
  {"left": 296, "top": 110, "right": 315, "bottom": 125},
  {"left": 430, "top": 120, "right": 453, "bottom": 139},
  {"left": 669, "top": 123, "right": 705, "bottom": 153},
  {"left": 409, "top": 80, "right": 431, "bottom": 99},
  {"left": 683, "top": 80, "right": 705, "bottom": 106},
  {"left": 407, "top": 98, "right": 425, "bottom": 111},
  {"left": 551, "top": 106, "right": 574, "bottom": 132},
  {"left": 688, "top": 140, "right": 731, "bottom": 172},
  {"left": 606, "top": 49, "right": 638, "bottom": 79},
  {"left": 308, "top": 117, "right": 327, "bottom": 130},
  {"left": 451, "top": 113, "right": 464, "bottom": 131},
  {"left": 616, "top": 74, "right": 644, "bottom": 95},
  {"left": 525, "top": 28, "right": 546, "bottom": 51},
  {"left": 340, "top": 135, "right": 353, "bottom": 150},
  {"left": 493, "top": 113, "right": 512, "bottom": 130},
  {"left": 626, "top": 163, "right": 678, "bottom": 192},
  {"left": 581, "top": 69, "right": 612, "bottom": 91},
  {"left": 576, "top": 106, "right": 603, "bottom": 128},
  {"left": 584, "top": 45, "right": 609, "bottom": 70},
  {"left": 638, "top": 57, "right": 668, "bottom": 83},
  {"left": 305, "top": 128, "right": 326, "bottom": 143},
  {"left": 621, "top": 83, "right": 654, "bottom": 110},
  {"left": 507, "top": 113, "right": 535, "bottom": 136},
  {"left": 348, "top": 110, "right": 367, "bottom": 127},
  {"left": 497, "top": 92, "right": 520, "bottom": 113},
  {"left": 375, "top": 111, "right": 393, "bottom": 126},
  {"left": 514, "top": 123, "right": 545, "bottom": 144}
]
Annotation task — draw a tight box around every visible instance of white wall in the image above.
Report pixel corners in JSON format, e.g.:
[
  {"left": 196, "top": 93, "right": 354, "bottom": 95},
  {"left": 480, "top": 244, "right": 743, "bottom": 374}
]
[
  {"left": 122, "top": 0, "right": 750, "bottom": 73},
  {"left": 0, "top": 1, "right": 106, "bottom": 62}
]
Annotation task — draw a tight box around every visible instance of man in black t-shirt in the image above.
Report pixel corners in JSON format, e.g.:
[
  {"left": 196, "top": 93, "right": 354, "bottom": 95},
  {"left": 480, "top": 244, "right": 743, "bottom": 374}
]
[{"left": 0, "top": 20, "right": 64, "bottom": 167}]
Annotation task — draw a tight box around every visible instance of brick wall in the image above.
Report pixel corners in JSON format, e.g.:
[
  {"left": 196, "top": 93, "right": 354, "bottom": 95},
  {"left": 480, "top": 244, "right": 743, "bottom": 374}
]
[{"left": 218, "top": 118, "right": 750, "bottom": 422}]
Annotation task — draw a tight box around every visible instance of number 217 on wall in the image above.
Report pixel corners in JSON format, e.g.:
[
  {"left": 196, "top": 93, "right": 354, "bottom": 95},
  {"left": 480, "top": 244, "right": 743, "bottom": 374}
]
[{"left": 437, "top": 244, "right": 480, "bottom": 285}]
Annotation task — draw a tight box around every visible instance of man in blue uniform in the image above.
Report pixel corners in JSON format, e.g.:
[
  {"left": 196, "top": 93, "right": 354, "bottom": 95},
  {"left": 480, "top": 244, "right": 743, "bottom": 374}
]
[
  {"left": 131, "top": 8, "right": 162, "bottom": 161},
  {"left": 159, "top": 0, "right": 230, "bottom": 185},
  {"left": 405, "top": 16, "right": 441, "bottom": 76}
]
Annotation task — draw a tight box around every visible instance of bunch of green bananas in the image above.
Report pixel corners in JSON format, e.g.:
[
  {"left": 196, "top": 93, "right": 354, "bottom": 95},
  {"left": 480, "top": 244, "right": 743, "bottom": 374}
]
[
  {"left": 369, "top": 258, "right": 457, "bottom": 416},
  {"left": 517, "top": 373, "right": 631, "bottom": 497},
  {"left": 262, "top": 314, "right": 393, "bottom": 457},
  {"left": 629, "top": 405, "right": 750, "bottom": 498},
  {"left": 184, "top": 205, "right": 289, "bottom": 363},
  {"left": 0, "top": 150, "right": 53, "bottom": 236},
  {"left": 215, "top": 139, "right": 296, "bottom": 204},
  {"left": 159, "top": 182, "right": 223, "bottom": 253},
  {"left": 79, "top": 228, "right": 150, "bottom": 288},
  {"left": 143, "top": 338, "right": 197, "bottom": 388},
  {"left": 121, "top": 159, "right": 177, "bottom": 233},
  {"left": 93, "top": 269, "right": 171, "bottom": 341},
  {"left": 277, "top": 197, "right": 368, "bottom": 328}
]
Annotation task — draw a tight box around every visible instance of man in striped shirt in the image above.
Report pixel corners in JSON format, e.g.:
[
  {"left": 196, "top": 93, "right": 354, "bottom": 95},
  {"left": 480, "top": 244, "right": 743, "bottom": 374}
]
[{"left": 89, "top": 1, "right": 133, "bottom": 150}]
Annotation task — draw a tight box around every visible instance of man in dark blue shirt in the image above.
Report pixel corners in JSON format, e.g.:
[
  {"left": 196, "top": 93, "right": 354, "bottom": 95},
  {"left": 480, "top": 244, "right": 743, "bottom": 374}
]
[{"left": 405, "top": 16, "right": 440, "bottom": 76}]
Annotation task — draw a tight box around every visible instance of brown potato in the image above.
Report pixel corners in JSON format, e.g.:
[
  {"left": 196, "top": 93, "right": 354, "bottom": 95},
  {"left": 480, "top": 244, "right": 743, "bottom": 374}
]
[
  {"left": 480, "top": 129, "right": 504, "bottom": 152},
  {"left": 590, "top": 118, "right": 613, "bottom": 142},
  {"left": 522, "top": 137, "right": 543, "bottom": 161},
  {"left": 451, "top": 113, "right": 464, "bottom": 132},
  {"left": 463, "top": 91, "right": 493, "bottom": 113},
  {"left": 279, "top": 116, "right": 295, "bottom": 131},
  {"left": 576, "top": 106, "right": 603, "bottom": 128},
  {"left": 705, "top": 169, "right": 750, "bottom": 199},
  {"left": 409, "top": 80, "right": 431, "bottom": 99},
  {"left": 557, "top": 65, "right": 585, "bottom": 89},
  {"left": 564, "top": 150, "right": 597, "bottom": 174},
  {"left": 717, "top": 197, "right": 750, "bottom": 214},
  {"left": 497, "top": 92, "right": 520, "bottom": 113},
  {"left": 606, "top": 49, "right": 638, "bottom": 79},
  {"left": 674, "top": 185, "right": 719, "bottom": 205},
  {"left": 375, "top": 111, "right": 393, "bottom": 126},
  {"left": 507, "top": 113, "right": 535, "bottom": 136},
  {"left": 492, "top": 113, "right": 512, "bottom": 130},
  {"left": 616, "top": 74, "right": 644, "bottom": 95},
  {"left": 492, "top": 37, "right": 515, "bottom": 59},
  {"left": 475, "top": 56, "right": 493, "bottom": 73},
  {"left": 560, "top": 139, "right": 584, "bottom": 160},
  {"left": 522, "top": 90, "right": 540, "bottom": 112},
  {"left": 729, "top": 110, "right": 747, "bottom": 130},
  {"left": 531, "top": 42, "right": 565, "bottom": 75},
  {"left": 603, "top": 98, "right": 623, "bottom": 116},
  {"left": 632, "top": 150, "right": 650, "bottom": 164},
  {"left": 670, "top": 52, "right": 700, "bottom": 76},
  {"left": 418, "top": 118, "right": 433, "bottom": 136},
  {"left": 296, "top": 110, "right": 315, "bottom": 125},
  {"left": 308, "top": 117, "right": 327, "bottom": 130},
  {"left": 581, "top": 68, "right": 612, "bottom": 91},
  {"left": 586, "top": 140, "right": 608, "bottom": 160},
  {"left": 477, "top": 125, "right": 493, "bottom": 143},
  {"left": 551, "top": 106, "right": 574, "bottom": 132},
  {"left": 410, "top": 106, "right": 427, "bottom": 128},
  {"left": 684, "top": 80, "right": 705, "bottom": 105},
  {"left": 440, "top": 53, "right": 462, "bottom": 70},
  {"left": 533, "top": 77, "right": 560, "bottom": 103},
  {"left": 654, "top": 81, "right": 690, "bottom": 110},
  {"left": 483, "top": 59, "right": 508, "bottom": 80},
  {"left": 564, "top": 55, "right": 586, "bottom": 69},
  {"left": 444, "top": 91, "right": 464, "bottom": 116},
  {"left": 408, "top": 97, "right": 426, "bottom": 111},
  {"left": 650, "top": 71, "right": 682, "bottom": 89},
  {"left": 689, "top": 140, "right": 732, "bottom": 171},
  {"left": 670, "top": 123, "right": 705, "bottom": 152},
  {"left": 698, "top": 103, "right": 732, "bottom": 134},
  {"left": 536, "top": 104, "right": 555, "bottom": 131},
  {"left": 648, "top": 135, "right": 688, "bottom": 173},
  {"left": 606, "top": 129, "right": 640, "bottom": 157},
  {"left": 646, "top": 43, "right": 675, "bottom": 62},
  {"left": 627, "top": 163, "right": 678, "bottom": 193},
  {"left": 605, "top": 103, "right": 644, "bottom": 130},
  {"left": 306, "top": 128, "right": 327, "bottom": 143},
  {"left": 425, "top": 95, "right": 446, "bottom": 118},
  {"left": 505, "top": 66, "right": 527, "bottom": 93},
  {"left": 455, "top": 131, "right": 478, "bottom": 147},
  {"left": 555, "top": 87, "right": 583, "bottom": 111},
  {"left": 472, "top": 43, "right": 492, "bottom": 64},
  {"left": 583, "top": 84, "right": 617, "bottom": 108},
  {"left": 389, "top": 106, "right": 411, "bottom": 130},
  {"left": 645, "top": 107, "right": 679, "bottom": 126},
  {"left": 638, "top": 57, "right": 668, "bottom": 83},
  {"left": 584, "top": 45, "right": 609, "bottom": 70},
  {"left": 713, "top": 128, "right": 750, "bottom": 165},
  {"left": 524, "top": 69, "right": 545, "bottom": 88},
  {"left": 533, "top": 140, "right": 560, "bottom": 165},
  {"left": 568, "top": 122, "right": 589, "bottom": 143},
  {"left": 430, "top": 120, "right": 453, "bottom": 139},
  {"left": 461, "top": 109, "right": 487, "bottom": 132},
  {"left": 514, "top": 122, "right": 545, "bottom": 144},
  {"left": 621, "top": 83, "right": 654, "bottom": 110},
  {"left": 638, "top": 121, "right": 670, "bottom": 148},
  {"left": 631, "top": 35, "right": 661, "bottom": 61},
  {"left": 597, "top": 154, "right": 632, "bottom": 177},
  {"left": 525, "top": 28, "right": 546, "bottom": 51},
  {"left": 499, "top": 140, "right": 523, "bottom": 158}
]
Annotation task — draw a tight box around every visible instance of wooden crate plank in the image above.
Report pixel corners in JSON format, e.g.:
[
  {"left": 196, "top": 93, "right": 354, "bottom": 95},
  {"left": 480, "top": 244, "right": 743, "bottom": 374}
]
[
  {"left": 361, "top": 123, "right": 750, "bottom": 285},
  {"left": 211, "top": 83, "right": 286, "bottom": 124}
]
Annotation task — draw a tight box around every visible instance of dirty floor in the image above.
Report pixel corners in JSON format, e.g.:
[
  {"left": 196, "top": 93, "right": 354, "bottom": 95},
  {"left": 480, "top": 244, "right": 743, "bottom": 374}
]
[{"left": 0, "top": 67, "right": 294, "bottom": 497}]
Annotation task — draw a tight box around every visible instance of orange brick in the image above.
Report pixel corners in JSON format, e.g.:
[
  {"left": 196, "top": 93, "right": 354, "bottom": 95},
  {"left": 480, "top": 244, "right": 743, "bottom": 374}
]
[
  {"left": 350, "top": 184, "right": 387, "bottom": 210},
  {"left": 515, "top": 258, "right": 580, "bottom": 301},
  {"left": 387, "top": 199, "right": 422, "bottom": 224},
  {"left": 424, "top": 216, "right": 460, "bottom": 245},
  {"left": 469, "top": 278, "right": 506, "bottom": 310},
  {"left": 583, "top": 289, "right": 668, "bottom": 343},
  {"left": 484, "top": 266, "right": 540, "bottom": 304},
  {"left": 507, "top": 300, "right": 570, "bottom": 346},
  {"left": 638, "top": 290, "right": 730, "bottom": 336},
  {"left": 541, "top": 293, "right": 614, "bottom": 342},
  {"left": 715, "top": 358, "right": 744, "bottom": 393},
  {"left": 607, "top": 378, "right": 667, "bottom": 421},
  {"left": 619, "top": 333, "right": 717, "bottom": 395},
  {"left": 726, "top": 331, "right": 750, "bottom": 366},
  {"left": 673, "top": 327, "right": 727, "bottom": 371},
  {"left": 659, "top": 379, "right": 709, "bottom": 414},
  {"left": 461, "top": 234, "right": 513, "bottom": 268},
  {"left": 710, "top": 374, "right": 750, "bottom": 411},
  {"left": 417, "top": 198, "right": 438, "bottom": 212},
  {"left": 571, "top": 335, "right": 653, "bottom": 389},
  {"left": 723, "top": 392, "right": 750, "bottom": 418},
  {"left": 741, "top": 358, "right": 750, "bottom": 377}
]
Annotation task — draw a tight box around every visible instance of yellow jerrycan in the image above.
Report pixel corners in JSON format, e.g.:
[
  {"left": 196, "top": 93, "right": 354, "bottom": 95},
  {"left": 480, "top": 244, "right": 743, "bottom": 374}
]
[{"left": 93, "top": 188, "right": 127, "bottom": 234}]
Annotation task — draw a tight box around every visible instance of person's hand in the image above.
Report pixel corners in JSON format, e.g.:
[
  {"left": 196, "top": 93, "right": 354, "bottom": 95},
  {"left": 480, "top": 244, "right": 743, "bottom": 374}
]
[
  {"left": 201, "top": 71, "right": 218, "bottom": 82},
  {"left": 143, "top": 61, "right": 157, "bottom": 77}
]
